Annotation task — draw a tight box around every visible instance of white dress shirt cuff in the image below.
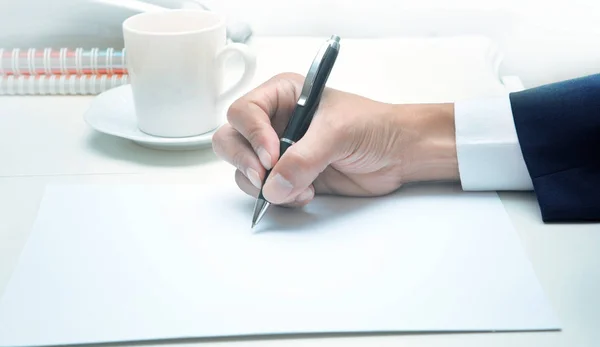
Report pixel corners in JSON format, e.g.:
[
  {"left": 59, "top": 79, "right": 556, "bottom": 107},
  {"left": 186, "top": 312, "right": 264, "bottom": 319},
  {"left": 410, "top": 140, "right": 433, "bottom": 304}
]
[{"left": 454, "top": 95, "right": 534, "bottom": 191}]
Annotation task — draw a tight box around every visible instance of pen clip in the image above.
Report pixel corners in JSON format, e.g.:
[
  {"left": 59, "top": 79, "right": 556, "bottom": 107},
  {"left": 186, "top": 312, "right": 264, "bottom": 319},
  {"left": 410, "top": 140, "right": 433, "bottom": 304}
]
[{"left": 297, "top": 36, "right": 340, "bottom": 106}]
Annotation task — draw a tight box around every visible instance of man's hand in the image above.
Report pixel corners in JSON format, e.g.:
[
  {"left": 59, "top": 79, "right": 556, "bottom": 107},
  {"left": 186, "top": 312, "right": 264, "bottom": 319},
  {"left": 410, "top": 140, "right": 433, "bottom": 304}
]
[{"left": 212, "top": 73, "right": 459, "bottom": 206}]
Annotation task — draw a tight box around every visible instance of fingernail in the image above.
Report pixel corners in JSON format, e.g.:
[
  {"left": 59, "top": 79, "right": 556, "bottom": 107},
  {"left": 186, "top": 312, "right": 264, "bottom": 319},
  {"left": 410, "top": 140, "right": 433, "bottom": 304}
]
[
  {"left": 296, "top": 187, "right": 314, "bottom": 202},
  {"left": 246, "top": 168, "right": 262, "bottom": 189},
  {"left": 263, "top": 173, "right": 293, "bottom": 203},
  {"left": 257, "top": 147, "right": 272, "bottom": 170}
]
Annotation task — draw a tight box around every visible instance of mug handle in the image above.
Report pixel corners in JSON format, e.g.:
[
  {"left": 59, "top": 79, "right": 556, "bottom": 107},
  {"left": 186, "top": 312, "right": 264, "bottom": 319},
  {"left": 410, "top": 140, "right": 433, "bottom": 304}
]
[{"left": 216, "top": 43, "right": 257, "bottom": 101}]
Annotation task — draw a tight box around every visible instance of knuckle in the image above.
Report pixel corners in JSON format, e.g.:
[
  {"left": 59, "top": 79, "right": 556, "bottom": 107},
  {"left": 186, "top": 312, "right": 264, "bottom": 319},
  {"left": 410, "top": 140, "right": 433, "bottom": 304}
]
[
  {"left": 246, "top": 125, "right": 264, "bottom": 148},
  {"left": 275, "top": 72, "right": 303, "bottom": 82},
  {"left": 226, "top": 100, "right": 268, "bottom": 148},
  {"left": 274, "top": 73, "right": 304, "bottom": 95},
  {"left": 226, "top": 100, "right": 246, "bottom": 124},
  {"left": 231, "top": 150, "right": 247, "bottom": 171}
]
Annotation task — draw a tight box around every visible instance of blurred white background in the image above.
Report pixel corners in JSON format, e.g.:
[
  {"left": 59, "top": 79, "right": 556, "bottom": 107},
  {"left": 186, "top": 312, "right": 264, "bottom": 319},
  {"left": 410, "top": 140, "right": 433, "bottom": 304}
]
[{"left": 1, "top": 0, "right": 599, "bottom": 87}]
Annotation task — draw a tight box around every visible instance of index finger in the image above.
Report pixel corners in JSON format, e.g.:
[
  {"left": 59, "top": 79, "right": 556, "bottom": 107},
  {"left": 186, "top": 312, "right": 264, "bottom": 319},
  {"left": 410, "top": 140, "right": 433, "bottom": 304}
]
[{"left": 226, "top": 73, "right": 303, "bottom": 170}]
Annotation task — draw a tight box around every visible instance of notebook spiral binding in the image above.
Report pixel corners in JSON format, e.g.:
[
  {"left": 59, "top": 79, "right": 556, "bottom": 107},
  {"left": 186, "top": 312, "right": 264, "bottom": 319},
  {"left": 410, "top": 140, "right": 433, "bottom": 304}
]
[
  {"left": 0, "top": 48, "right": 128, "bottom": 95},
  {"left": 0, "top": 48, "right": 127, "bottom": 76},
  {"left": 0, "top": 74, "right": 129, "bottom": 95}
]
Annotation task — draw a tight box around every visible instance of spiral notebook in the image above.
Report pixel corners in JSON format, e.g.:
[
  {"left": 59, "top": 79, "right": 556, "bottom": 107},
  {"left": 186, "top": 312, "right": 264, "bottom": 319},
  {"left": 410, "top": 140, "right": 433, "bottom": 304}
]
[{"left": 0, "top": 48, "right": 128, "bottom": 95}]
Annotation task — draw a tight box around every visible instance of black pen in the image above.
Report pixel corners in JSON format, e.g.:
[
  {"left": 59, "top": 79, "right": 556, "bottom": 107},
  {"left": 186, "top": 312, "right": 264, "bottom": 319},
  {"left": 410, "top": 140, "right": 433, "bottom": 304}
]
[{"left": 252, "top": 35, "right": 341, "bottom": 228}]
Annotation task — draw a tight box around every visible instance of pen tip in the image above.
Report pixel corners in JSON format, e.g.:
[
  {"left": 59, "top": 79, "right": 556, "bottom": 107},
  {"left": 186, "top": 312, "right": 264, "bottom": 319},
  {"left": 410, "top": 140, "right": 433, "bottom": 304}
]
[{"left": 252, "top": 198, "right": 270, "bottom": 229}]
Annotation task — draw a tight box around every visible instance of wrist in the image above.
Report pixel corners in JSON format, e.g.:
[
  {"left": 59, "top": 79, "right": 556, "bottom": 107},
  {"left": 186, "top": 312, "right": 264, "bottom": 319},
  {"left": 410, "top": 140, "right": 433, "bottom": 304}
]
[{"left": 397, "top": 103, "right": 459, "bottom": 183}]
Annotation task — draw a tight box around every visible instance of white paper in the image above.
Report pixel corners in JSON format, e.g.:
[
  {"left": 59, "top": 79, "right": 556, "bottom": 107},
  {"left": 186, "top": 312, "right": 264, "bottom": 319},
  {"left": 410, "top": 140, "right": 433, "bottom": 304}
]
[{"left": 0, "top": 183, "right": 559, "bottom": 347}]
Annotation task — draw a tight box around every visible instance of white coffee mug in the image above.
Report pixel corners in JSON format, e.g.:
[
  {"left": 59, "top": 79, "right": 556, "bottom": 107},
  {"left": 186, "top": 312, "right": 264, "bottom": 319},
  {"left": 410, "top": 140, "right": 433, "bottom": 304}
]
[{"left": 123, "top": 9, "right": 256, "bottom": 138}]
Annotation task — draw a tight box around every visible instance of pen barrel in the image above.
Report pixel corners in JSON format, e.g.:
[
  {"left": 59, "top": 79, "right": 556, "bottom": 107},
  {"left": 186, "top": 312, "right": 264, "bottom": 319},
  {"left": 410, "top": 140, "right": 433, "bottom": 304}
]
[
  {"left": 281, "top": 102, "right": 319, "bottom": 143},
  {"left": 256, "top": 37, "right": 340, "bottom": 204},
  {"left": 280, "top": 43, "right": 339, "bottom": 143},
  {"left": 278, "top": 139, "right": 293, "bottom": 156}
]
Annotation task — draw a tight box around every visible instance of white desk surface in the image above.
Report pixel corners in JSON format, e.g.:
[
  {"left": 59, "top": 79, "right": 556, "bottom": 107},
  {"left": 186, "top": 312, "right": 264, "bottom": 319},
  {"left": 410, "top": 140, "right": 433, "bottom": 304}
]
[{"left": 1, "top": 37, "right": 599, "bottom": 347}]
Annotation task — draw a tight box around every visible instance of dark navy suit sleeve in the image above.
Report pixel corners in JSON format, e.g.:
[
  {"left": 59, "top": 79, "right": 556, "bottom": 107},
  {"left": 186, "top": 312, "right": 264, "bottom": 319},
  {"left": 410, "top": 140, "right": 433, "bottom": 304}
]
[{"left": 509, "top": 74, "right": 600, "bottom": 222}]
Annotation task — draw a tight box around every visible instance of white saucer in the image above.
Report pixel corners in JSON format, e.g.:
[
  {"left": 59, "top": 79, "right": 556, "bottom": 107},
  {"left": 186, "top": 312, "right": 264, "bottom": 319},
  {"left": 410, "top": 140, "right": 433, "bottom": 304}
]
[{"left": 83, "top": 84, "right": 220, "bottom": 151}]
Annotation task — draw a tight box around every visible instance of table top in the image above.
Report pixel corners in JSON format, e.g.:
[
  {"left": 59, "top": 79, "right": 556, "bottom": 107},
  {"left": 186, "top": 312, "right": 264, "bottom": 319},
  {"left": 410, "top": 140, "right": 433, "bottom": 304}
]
[{"left": 1, "top": 37, "right": 599, "bottom": 347}]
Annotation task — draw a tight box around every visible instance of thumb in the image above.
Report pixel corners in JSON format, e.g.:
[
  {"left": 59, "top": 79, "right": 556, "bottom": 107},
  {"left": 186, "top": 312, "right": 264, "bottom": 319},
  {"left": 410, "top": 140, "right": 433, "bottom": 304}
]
[{"left": 262, "top": 126, "right": 339, "bottom": 204}]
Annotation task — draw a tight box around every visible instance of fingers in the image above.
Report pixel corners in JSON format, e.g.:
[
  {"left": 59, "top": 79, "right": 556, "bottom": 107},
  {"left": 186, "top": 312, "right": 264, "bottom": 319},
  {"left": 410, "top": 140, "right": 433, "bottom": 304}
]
[
  {"left": 212, "top": 125, "right": 264, "bottom": 189},
  {"left": 214, "top": 72, "right": 324, "bottom": 207},
  {"left": 227, "top": 102, "right": 278, "bottom": 170},
  {"left": 261, "top": 123, "right": 339, "bottom": 204},
  {"left": 235, "top": 170, "right": 315, "bottom": 207},
  {"left": 226, "top": 73, "right": 303, "bottom": 170}
]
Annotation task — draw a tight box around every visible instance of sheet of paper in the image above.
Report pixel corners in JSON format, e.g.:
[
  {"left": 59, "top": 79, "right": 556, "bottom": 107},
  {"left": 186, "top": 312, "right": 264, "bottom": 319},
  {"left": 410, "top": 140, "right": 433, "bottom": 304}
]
[{"left": 0, "top": 183, "right": 559, "bottom": 347}]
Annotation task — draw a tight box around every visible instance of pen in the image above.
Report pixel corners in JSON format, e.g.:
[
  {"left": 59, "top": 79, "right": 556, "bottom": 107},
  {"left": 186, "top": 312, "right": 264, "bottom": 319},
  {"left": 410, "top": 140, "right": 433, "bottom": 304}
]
[{"left": 252, "top": 35, "right": 341, "bottom": 228}]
